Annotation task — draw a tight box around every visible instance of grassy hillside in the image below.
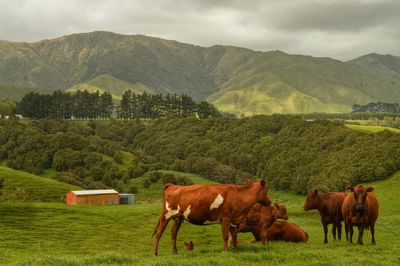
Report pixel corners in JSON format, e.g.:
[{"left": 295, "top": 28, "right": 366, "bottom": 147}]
[
  {"left": 0, "top": 84, "right": 57, "bottom": 101},
  {"left": 1, "top": 32, "right": 400, "bottom": 115},
  {"left": 346, "top": 124, "right": 400, "bottom": 134},
  {"left": 0, "top": 166, "right": 79, "bottom": 202},
  {"left": 0, "top": 171, "right": 399, "bottom": 265}
]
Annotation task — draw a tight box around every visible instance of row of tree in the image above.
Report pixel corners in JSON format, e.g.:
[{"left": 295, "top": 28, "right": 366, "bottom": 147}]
[
  {"left": 16, "top": 90, "right": 221, "bottom": 120},
  {"left": 17, "top": 90, "right": 113, "bottom": 119},
  {"left": 116, "top": 90, "right": 220, "bottom": 119},
  {"left": 352, "top": 102, "right": 400, "bottom": 113}
]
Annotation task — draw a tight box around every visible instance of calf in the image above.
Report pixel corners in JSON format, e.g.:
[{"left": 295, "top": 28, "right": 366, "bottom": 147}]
[
  {"left": 263, "top": 221, "right": 308, "bottom": 243},
  {"left": 237, "top": 203, "right": 288, "bottom": 242},
  {"left": 184, "top": 241, "right": 194, "bottom": 251},
  {"left": 152, "top": 179, "right": 271, "bottom": 255},
  {"left": 342, "top": 185, "right": 379, "bottom": 245},
  {"left": 303, "top": 189, "right": 345, "bottom": 243}
]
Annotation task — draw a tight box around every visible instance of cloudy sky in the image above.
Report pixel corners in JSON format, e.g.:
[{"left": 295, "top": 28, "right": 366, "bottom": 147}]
[{"left": 0, "top": 0, "right": 399, "bottom": 60}]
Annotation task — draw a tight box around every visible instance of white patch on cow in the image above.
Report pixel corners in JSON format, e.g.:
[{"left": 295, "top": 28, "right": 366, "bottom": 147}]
[
  {"left": 203, "top": 220, "right": 219, "bottom": 225},
  {"left": 210, "top": 194, "right": 224, "bottom": 210},
  {"left": 183, "top": 205, "right": 191, "bottom": 220},
  {"left": 165, "top": 202, "right": 180, "bottom": 219}
]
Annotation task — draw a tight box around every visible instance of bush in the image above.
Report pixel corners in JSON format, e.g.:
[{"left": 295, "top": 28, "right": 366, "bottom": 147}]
[
  {"left": 176, "top": 176, "right": 193, "bottom": 185},
  {"left": 113, "top": 151, "right": 123, "bottom": 164},
  {"left": 148, "top": 171, "right": 162, "bottom": 183},
  {"left": 128, "top": 185, "right": 138, "bottom": 193},
  {"left": 162, "top": 173, "right": 177, "bottom": 185},
  {"left": 143, "top": 178, "right": 151, "bottom": 188}
]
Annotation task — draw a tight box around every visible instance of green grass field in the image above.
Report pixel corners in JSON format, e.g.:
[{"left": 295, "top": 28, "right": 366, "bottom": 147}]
[
  {"left": 0, "top": 166, "right": 399, "bottom": 265},
  {"left": 345, "top": 124, "right": 400, "bottom": 134}
]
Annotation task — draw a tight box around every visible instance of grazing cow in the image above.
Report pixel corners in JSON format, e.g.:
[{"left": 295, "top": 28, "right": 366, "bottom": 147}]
[
  {"left": 184, "top": 241, "right": 194, "bottom": 251},
  {"left": 152, "top": 179, "right": 270, "bottom": 255},
  {"left": 342, "top": 185, "right": 379, "bottom": 245},
  {"left": 237, "top": 203, "right": 288, "bottom": 242},
  {"left": 263, "top": 221, "right": 308, "bottom": 243},
  {"left": 303, "top": 189, "right": 345, "bottom": 243}
]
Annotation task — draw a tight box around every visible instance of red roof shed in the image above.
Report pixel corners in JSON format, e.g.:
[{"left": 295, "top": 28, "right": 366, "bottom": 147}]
[{"left": 66, "top": 189, "right": 119, "bottom": 205}]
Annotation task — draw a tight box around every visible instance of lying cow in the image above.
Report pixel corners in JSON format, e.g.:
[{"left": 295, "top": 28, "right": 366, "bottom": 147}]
[
  {"left": 152, "top": 179, "right": 271, "bottom": 255},
  {"left": 304, "top": 189, "right": 345, "bottom": 243},
  {"left": 263, "top": 221, "right": 308, "bottom": 243},
  {"left": 237, "top": 203, "right": 288, "bottom": 242},
  {"left": 342, "top": 185, "right": 379, "bottom": 245}
]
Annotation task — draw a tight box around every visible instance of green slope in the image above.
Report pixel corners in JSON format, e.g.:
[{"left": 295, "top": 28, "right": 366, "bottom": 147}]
[
  {"left": 0, "top": 84, "right": 57, "bottom": 101},
  {"left": 1, "top": 32, "right": 400, "bottom": 115},
  {"left": 0, "top": 166, "right": 79, "bottom": 202},
  {"left": 67, "top": 74, "right": 154, "bottom": 99}
]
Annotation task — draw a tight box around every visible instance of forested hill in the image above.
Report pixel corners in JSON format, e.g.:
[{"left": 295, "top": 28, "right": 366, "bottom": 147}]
[
  {"left": 1, "top": 115, "right": 399, "bottom": 194},
  {"left": 1, "top": 31, "right": 400, "bottom": 116}
]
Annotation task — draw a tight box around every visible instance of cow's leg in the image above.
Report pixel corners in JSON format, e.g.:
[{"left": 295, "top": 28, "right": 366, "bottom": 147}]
[
  {"left": 337, "top": 222, "right": 342, "bottom": 241},
  {"left": 322, "top": 221, "right": 328, "bottom": 244},
  {"left": 153, "top": 216, "right": 171, "bottom": 256},
  {"left": 332, "top": 222, "right": 337, "bottom": 240},
  {"left": 344, "top": 221, "right": 349, "bottom": 242},
  {"left": 220, "top": 217, "right": 231, "bottom": 252},
  {"left": 229, "top": 226, "right": 238, "bottom": 251},
  {"left": 349, "top": 223, "right": 354, "bottom": 244},
  {"left": 357, "top": 224, "right": 364, "bottom": 245},
  {"left": 251, "top": 230, "right": 261, "bottom": 242},
  {"left": 371, "top": 223, "right": 376, "bottom": 245},
  {"left": 171, "top": 217, "right": 182, "bottom": 254}
]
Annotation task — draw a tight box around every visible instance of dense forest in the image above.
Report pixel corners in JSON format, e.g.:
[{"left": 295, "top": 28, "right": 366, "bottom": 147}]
[{"left": 1, "top": 115, "right": 399, "bottom": 194}]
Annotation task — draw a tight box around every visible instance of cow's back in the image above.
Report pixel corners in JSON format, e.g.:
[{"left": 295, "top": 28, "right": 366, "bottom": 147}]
[{"left": 266, "top": 221, "right": 308, "bottom": 242}]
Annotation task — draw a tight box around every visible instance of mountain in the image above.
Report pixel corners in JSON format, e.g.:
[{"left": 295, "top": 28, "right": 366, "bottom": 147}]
[{"left": 0, "top": 31, "right": 400, "bottom": 116}]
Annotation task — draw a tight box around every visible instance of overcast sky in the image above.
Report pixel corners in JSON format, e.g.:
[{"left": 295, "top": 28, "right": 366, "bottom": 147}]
[{"left": 0, "top": 0, "right": 399, "bottom": 60}]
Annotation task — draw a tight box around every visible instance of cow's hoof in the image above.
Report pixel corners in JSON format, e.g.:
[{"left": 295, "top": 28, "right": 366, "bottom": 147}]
[
  {"left": 324, "top": 240, "right": 328, "bottom": 244},
  {"left": 372, "top": 241, "right": 376, "bottom": 245}
]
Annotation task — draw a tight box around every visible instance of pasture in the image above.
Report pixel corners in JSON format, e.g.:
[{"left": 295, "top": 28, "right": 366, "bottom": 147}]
[{"left": 0, "top": 168, "right": 399, "bottom": 265}]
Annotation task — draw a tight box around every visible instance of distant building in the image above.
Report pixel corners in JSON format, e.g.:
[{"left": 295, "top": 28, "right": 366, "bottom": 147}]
[
  {"left": 119, "top": 194, "right": 135, "bottom": 204},
  {"left": 66, "top": 189, "right": 119, "bottom": 205}
]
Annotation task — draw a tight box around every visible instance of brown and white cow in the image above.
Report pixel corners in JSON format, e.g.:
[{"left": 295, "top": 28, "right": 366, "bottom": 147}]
[
  {"left": 152, "top": 179, "right": 271, "bottom": 255},
  {"left": 342, "top": 185, "right": 379, "bottom": 245},
  {"left": 304, "top": 189, "right": 345, "bottom": 243},
  {"left": 237, "top": 203, "right": 288, "bottom": 242},
  {"left": 263, "top": 221, "right": 308, "bottom": 243}
]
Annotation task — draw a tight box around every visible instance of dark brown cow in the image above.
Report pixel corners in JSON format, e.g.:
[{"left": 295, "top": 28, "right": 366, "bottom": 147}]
[
  {"left": 303, "top": 189, "right": 345, "bottom": 243},
  {"left": 184, "top": 241, "right": 194, "bottom": 251},
  {"left": 342, "top": 185, "right": 379, "bottom": 245},
  {"left": 152, "top": 179, "right": 270, "bottom": 255},
  {"left": 263, "top": 221, "right": 308, "bottom": 243},
  {"left": 237, "top": 203, "right": 288, "bottom": 242}
]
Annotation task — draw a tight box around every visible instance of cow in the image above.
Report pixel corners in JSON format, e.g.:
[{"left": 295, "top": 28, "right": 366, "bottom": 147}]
[
  {"left": 303, "top": 189, "right": 345, "bottom": 243},
  {"left": 342, "top": 185, "right": 379, "bottom": 245},
  {"left": 262, "top": 221, "right": 308, "bottom": 243},
  {"left": 237, "top": 203, "right": 288, "bottom": 242},
  {"left": 184, "top": 241, "right": 194, "bottom": 251},
  {"left": 152, "top": 179, "right": 271, "bottom": 255}
]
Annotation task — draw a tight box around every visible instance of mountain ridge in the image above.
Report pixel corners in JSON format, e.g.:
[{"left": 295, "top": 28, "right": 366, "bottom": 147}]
[{"left": 1, "top": 31, "right": 400, "bottom": 115}]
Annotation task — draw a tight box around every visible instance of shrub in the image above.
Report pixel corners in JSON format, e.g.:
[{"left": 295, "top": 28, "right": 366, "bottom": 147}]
[
  {"left": 143, "top": 178, "right": 151, "bottom": 188},
  {"left": 148, "top": 171, "right": 162, "bottom": 183},
  {"left": 128, "top": 185, "right": 138, "bottom": 194},
  {"left": 162, "top": 173, "right": 177, "bottom": 185}
]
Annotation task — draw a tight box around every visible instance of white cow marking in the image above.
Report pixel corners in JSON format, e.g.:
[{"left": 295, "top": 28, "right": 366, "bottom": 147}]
[
  {"left": 210, "top": 194, "right": 224, "bottom": 210},
  {"left": 165, "top": 202, "right": 180, "bottom": 219},
  {"left": 183, "top": 205, "right": 191, "bottom": 220}
]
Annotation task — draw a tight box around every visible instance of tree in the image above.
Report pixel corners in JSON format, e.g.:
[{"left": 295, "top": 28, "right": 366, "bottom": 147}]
[
  {"left": 197, "top": 101, "right": 220, "bottom": 119},
  {"left": 99, "top": 92, "right": 113, "bottom": 119}
]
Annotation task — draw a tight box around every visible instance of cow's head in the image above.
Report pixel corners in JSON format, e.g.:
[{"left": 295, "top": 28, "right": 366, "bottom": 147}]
[
  {"left": 274, "top": 203, "right": 289, "bottom": 220},
  {"left": 347, "top": 185, "right": 375, "bottom": 212},
  {"left": 246, "top": 178, "right": 271, "bottom": 206},
  {"left": 303, "top": 189, "right": 319, "bottom": 211}
]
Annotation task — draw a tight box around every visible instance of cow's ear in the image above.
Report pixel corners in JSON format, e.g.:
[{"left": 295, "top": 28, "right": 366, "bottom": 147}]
[
  {"left": 190, "top": 241, "right": 193, "bottom": 245},
  {"left": 260, "top": 179, "right": 266, "bottom": 187},
  {"left": 313, "top": 189, "right": 318, "bottom": 195},
  {"left": 346, "top": 186, "right": 354, "bottom": 192},
  {"left": 245, "top": 178, "right": 253, "bottom": 186},
  {"left": 366, "top": 187, "right": 375, "bottom": 193}
]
